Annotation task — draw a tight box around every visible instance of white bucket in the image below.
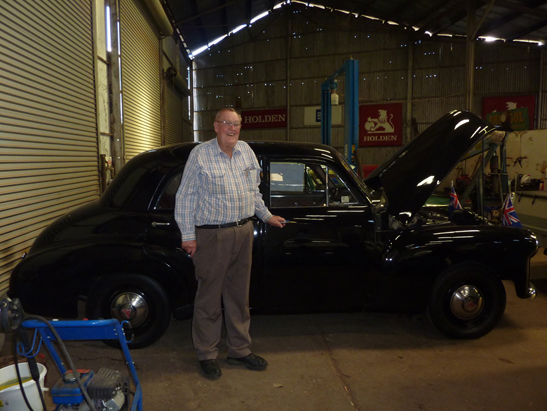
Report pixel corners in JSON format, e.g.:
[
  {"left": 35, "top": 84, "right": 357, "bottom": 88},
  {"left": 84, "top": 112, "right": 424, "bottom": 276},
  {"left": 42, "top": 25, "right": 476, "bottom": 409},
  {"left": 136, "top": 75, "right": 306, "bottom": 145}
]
[{"left": 0, "top": 362, "right": 47, "bottom": 410}]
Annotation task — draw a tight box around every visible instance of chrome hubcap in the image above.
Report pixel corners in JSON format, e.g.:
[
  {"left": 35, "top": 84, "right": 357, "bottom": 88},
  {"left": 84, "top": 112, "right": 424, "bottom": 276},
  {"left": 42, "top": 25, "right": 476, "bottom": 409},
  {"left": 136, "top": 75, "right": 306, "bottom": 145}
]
[
  {"left": 110, "top": 292, "right": 148, "bottom": 327},
  {"left": 450, "top": 285, "right": 484, "bottom": 320}
]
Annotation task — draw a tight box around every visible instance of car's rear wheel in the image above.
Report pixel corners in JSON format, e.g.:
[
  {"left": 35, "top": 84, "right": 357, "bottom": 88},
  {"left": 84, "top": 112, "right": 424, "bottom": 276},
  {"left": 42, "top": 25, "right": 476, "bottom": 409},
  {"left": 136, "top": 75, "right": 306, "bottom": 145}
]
[
  {"left": 426, "top": 265, "right": 506, "bottom": 339},
  {"left": 86, "top": 274, "right": 171, "bottom": 348}
]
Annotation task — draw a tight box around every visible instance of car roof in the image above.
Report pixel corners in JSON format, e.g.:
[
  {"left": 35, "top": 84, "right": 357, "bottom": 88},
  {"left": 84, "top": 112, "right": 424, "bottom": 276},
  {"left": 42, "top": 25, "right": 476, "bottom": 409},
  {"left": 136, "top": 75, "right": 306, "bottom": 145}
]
[
  {"left": 166, "top": 140, "right": 342, "bottom": 160},
  {"left": 102, "top": 140, "right": 347, "bottom": 211}
]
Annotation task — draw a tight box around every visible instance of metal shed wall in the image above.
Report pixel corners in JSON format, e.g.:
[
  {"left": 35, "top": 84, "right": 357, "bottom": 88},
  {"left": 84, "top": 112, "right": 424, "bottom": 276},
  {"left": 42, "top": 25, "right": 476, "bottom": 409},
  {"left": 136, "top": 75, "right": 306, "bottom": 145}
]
[
  {"left": 180, "top": 52, "right": 193, "bottom": 142},
  {"left": 193, "top": 3, "right": 545, "bottom": 167},
  {"left": 162, "top": 36, "right": 191, "bottom": 145},
  {"left": 164, "top": 81, "right": 184, "bottom": 145},
  {"left": 0, "top": 0, "right": 100, "bottom": 292},
  {"left": 120, "top": 0, "right": 162, "bottom": 159},
  {"left": 541, "top": 50, "right": 547, "bottom": 129},
  {"left": 411, "top": 40, "right": 467, "bottom": 137}
]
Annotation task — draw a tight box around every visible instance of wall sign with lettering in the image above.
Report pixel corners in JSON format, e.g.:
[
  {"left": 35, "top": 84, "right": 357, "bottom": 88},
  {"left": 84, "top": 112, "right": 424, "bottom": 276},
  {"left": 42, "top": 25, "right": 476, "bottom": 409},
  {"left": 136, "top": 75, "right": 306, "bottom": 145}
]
[
  {"left": 359, "top": 103, "right": 403, "bottom": 147},
  {"left": 241, "top": 108, "right": 287, "bottom": 129},
  {"left": 482, "top": 95, "right": 536, "bottom": 130}
]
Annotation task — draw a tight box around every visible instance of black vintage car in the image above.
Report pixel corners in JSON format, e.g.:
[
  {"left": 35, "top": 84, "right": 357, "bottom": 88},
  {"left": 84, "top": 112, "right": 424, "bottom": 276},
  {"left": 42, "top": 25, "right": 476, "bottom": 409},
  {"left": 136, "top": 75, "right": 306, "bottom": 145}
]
[{"left": 8, "top": 111, "right": 538, "bottom": 348}]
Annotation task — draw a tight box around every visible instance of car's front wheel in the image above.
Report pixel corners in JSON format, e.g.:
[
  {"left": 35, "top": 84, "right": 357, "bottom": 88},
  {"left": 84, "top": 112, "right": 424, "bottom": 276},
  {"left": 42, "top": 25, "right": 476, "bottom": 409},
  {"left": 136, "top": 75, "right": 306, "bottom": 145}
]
[
  {"left": 86, "top": 274, "right": 171, "bottom": 348},
  {"left": 426, "top": 265, "right": 506, "bottom": 339}
]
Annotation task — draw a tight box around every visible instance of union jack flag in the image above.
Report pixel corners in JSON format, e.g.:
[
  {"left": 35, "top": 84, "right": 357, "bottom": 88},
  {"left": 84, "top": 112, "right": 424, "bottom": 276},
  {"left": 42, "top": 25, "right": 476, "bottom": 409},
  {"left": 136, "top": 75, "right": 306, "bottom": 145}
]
[
  {"left": 502, "top": 194, "right": 523, "bottom": 227},
  {"left": 448, "top": 184, "right": 462, "bottom": 215}
]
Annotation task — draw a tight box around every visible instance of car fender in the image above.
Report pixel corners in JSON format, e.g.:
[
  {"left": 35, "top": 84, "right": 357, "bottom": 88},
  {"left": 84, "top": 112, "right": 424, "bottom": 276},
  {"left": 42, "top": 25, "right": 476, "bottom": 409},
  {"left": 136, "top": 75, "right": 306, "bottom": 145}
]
[
  {"left": 9, "top": 241, "right": 195, "bottom": 318},
  {"left": 382, "top": 225, "right": 538, "bottom": 299}
]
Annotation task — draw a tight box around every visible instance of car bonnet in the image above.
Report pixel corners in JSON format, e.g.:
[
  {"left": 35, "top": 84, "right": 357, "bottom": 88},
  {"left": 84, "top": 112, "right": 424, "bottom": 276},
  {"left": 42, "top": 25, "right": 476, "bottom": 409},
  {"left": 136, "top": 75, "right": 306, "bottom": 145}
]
[{"left": 364, "top": 110, "right": 497, "bottom": 222}]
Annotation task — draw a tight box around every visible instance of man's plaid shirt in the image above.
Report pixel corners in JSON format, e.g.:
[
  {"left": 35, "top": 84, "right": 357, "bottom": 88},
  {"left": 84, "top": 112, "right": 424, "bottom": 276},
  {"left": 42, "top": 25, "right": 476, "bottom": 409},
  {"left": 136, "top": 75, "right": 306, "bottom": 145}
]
[{"left": 175, "top": 138, "right": 273, "bottom": 242}]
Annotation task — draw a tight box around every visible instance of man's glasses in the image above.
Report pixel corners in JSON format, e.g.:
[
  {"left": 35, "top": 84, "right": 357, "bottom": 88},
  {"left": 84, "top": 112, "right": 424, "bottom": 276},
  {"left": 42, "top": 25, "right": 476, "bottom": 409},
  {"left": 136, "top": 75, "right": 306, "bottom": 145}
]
[{"left": 216, "top": 120, "right": 242, "bottom": 128}]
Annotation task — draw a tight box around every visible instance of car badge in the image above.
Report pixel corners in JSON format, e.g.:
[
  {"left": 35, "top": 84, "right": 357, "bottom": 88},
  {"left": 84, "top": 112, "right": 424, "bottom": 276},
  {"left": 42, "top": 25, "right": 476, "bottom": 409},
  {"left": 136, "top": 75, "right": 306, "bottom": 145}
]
[{"left": 121, "top": 305, "right": 135, "bottom": 320}]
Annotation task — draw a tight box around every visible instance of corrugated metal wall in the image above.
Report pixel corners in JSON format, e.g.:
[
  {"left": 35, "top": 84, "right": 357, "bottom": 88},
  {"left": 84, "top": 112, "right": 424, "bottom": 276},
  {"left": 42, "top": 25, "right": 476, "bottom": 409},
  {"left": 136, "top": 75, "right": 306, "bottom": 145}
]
[
  {"left": 412, "top": 40, "right": 467, "bottom": 137},
  {"left": 181, "top": 52, "right": 192, "bottom": 141},
  {"left": 541, "top": 48, "right": 547, "bottom": 129},
  {"left": 0, "top": 0, "right": 100, "bottom": 292},
  {"left": 183, "top": 94, "right": 192, "bottom": 141},
  {"left": 193, "top": 3, "right": 545, "bottom": 167},
  {"left": 475, "top": 44, "right": 540, "bottom": 95},
  {"left": 162, "top": 36, "right": 191, "bottom": 145},
  {"left": 164, "top": 81, "right": 184, "bottom": 144},
  {"left": 193, "top": 11, "right": 288, "bottom": 142},
  {"left": 120, "top": 0, "right": 162, "bottom": 159}
]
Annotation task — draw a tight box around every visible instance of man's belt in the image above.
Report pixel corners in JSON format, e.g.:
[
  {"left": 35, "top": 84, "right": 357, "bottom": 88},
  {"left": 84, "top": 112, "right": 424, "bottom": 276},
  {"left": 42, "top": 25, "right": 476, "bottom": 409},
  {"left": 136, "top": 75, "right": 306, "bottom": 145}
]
[{"left": 196, "top": 217, "right": 252, "bottom": 229}]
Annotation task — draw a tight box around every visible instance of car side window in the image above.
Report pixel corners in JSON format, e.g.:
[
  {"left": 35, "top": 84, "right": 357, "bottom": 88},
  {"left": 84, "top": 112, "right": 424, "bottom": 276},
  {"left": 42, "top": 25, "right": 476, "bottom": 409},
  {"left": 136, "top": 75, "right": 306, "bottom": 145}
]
[
  {"left": 155, "top": 172, "right": 183, "bottom": 210},
  {"left": 327, "top": 168, "right": 358, "bottom": 205},
  {"left": 270, "top": 162, "right": 325, "bottom": 207},
  {"left": 270, "top": 162, "right": 357, "bottom": 208}
]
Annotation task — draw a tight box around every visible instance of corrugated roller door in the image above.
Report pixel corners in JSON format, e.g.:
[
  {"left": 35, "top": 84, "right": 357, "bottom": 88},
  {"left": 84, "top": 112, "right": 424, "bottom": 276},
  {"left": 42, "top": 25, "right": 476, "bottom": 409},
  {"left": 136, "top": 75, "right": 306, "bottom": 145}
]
[
  {"left": 165, "top": 81, "right": 183, "bottom": 145},
  {"left": 120, "top": 0, "right": 162, "bottom": 159},
  {"left": 0, "top": 0, "right": 100, "bottom": 292},
  {"left": 183, "top": 96, "right": 193, "bottom": 142}
]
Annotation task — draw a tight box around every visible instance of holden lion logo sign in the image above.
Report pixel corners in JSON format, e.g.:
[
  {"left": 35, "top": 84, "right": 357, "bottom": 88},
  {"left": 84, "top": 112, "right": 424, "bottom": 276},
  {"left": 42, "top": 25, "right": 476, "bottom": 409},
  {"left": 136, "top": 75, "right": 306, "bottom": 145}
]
[
  {"left": 359, "top": 103, "right": 403, "bottom": 147},
  {"left": 364, "top": 110, "right": 395, "bottom": 133}
]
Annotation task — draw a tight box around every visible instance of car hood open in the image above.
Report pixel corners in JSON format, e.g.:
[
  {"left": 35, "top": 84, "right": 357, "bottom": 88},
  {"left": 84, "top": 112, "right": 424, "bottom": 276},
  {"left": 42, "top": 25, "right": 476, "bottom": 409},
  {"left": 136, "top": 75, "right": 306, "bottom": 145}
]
[{"left": 364, "top": 110, "right": 497, "bottom": 222}]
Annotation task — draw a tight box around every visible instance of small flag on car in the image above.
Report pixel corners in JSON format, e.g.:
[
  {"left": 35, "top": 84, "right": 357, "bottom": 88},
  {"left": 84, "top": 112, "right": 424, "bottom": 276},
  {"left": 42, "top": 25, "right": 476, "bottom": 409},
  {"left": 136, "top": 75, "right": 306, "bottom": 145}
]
[
  {"left": 448, "top": 183, "right": 462, "bottom": 215},
  {"left": 502, "top": 194, "right": 523, "bottom": 227}
]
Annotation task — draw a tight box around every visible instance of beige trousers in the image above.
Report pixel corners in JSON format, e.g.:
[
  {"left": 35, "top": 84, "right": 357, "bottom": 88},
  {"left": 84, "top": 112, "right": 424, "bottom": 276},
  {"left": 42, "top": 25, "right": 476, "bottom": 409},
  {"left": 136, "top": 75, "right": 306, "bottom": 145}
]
[{"left": 192, "top": 221, "right": 254, "bottom": 361}]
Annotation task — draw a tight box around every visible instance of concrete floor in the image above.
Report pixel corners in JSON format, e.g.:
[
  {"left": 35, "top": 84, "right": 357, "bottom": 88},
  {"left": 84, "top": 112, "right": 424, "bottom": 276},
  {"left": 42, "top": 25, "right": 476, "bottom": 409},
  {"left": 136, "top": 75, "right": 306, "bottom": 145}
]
[{"left": 3, "top": 249, "right": 547, "bottom": 411}]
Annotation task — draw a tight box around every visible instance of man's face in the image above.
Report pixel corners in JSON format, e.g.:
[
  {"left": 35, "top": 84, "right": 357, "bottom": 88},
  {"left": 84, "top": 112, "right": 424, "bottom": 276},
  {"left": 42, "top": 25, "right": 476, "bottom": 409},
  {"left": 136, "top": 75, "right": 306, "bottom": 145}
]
[{"left": 214, "top": 110, "right": 242, "bottom": 151}]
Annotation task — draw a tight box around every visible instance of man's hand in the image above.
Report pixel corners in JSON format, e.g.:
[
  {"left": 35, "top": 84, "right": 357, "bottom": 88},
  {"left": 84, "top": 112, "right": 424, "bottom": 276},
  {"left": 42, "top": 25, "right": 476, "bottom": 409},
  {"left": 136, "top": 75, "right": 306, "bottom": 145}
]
[
  {"left": 267, "top": 215, "right": 286, "bottom": 228},
  {"left": 182, "top": 240, "right": 197, "bottom": 258}
]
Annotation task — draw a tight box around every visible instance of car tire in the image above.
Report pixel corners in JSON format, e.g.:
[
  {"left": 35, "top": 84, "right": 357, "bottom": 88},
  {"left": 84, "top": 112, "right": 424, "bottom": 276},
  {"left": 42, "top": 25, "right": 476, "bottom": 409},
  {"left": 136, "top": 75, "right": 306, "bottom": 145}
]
[
  {"left": 86, "top": 274, "right": 171, "bottom": 349},
  {"left": 426, "top": 265, "right": 506, "bottom": 339}
]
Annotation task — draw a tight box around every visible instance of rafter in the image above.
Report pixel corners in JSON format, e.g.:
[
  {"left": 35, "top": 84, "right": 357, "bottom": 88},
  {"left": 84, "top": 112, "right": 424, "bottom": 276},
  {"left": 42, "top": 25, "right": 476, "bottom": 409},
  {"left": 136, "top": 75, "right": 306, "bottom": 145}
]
[
  {"left": 167, "top": 0, "right": 547, "bottom": 54},
  {"left": 174, "top": 1, "right": 237, "bottom": 26},
  {"left": 506, "top": 19, "right": 547, "bottom": 41},
  {"left": 186, "top": 0, "right": 210, "bottom": 51},
  {"left": 220, "top": 0, "right": 228, "bottom": 35},
  {"left": 388, "top": 0, "right": 419, "bottom": 24},
  {"left": 480, "top": 0, "right": 547, "bottom": 19},
  {"left": 416, "top": 0, "right": 467, "bottom": 36},
  {"left": 476, "top": 0, "right": 547, "bottom": 38},
  {"left": 412, "top": 0, "right": 456, "bottom": 27}
]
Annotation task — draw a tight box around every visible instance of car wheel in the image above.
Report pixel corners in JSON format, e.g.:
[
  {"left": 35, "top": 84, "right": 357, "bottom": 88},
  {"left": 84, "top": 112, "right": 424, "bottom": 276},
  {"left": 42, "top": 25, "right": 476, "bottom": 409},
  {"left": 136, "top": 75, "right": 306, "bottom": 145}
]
[
  {"left": 426, "top": 265, "right": 506, "bottom": 339},
  {"left": 86, "top": 274, "right": 171, "bottom": 348}
]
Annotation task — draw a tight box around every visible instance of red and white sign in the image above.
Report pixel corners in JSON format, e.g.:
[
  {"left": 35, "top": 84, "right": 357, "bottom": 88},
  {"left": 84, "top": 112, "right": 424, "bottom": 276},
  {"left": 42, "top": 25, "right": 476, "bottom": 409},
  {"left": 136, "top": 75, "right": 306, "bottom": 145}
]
[
  {"left": 241, "top": 108, "right": 287, "bottom": 129},
  {"left": 359, "top": 103, "right": 403, "bottom": 147},
  {"left": 482, "top": 95, "right": 536, "bottom": 129}
]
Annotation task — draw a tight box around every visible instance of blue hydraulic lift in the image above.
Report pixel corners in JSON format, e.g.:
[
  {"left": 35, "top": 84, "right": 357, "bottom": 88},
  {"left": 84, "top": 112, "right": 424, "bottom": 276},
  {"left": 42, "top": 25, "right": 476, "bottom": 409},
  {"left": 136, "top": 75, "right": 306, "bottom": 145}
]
[{"left": 320, "top": 59, "right": 359, "bottom": 166}]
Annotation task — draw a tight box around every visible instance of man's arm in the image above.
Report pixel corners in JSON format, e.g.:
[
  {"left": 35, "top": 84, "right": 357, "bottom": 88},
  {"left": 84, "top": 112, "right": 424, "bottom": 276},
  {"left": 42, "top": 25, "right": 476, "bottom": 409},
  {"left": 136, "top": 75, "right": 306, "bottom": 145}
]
[{"left": 175, "top": 149, "right": 201, "bottom": 254}]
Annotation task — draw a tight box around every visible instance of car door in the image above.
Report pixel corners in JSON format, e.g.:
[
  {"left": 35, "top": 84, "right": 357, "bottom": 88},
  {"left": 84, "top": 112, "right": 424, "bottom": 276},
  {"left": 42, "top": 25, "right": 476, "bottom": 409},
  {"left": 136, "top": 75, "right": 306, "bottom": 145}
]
[
  {"left": 144, "top": 166, "right": 264, "bottom": 310},
  {"left": 145, "top": 168, "right": 198, "bottom": 306},
  {"left": 259, "top": 158, "right": 376, "bottom": 312}
]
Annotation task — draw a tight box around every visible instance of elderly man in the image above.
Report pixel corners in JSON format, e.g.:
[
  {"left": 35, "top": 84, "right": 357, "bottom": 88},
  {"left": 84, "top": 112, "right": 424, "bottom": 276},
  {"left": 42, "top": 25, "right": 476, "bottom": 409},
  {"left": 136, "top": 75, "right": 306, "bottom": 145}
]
[{"left": 175, "top": 108, "right": 285, "bottom": 380}]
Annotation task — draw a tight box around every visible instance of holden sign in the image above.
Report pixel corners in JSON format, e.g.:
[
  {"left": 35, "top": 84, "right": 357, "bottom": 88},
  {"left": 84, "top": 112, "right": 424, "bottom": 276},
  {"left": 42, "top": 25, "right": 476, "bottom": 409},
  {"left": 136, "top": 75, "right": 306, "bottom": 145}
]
[
  {"left": 241, "top": 108, "right": 287, "bottom": 129},
  {"left": 359, "top": 103, "right": 403, "bottom": 147}
]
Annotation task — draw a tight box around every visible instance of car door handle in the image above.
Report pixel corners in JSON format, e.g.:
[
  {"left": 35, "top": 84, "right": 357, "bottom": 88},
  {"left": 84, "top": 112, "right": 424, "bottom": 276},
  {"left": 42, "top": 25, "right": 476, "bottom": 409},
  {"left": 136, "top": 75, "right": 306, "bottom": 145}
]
[{"left": 151, "top": 221, "right": 171, "bottom": 227}]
